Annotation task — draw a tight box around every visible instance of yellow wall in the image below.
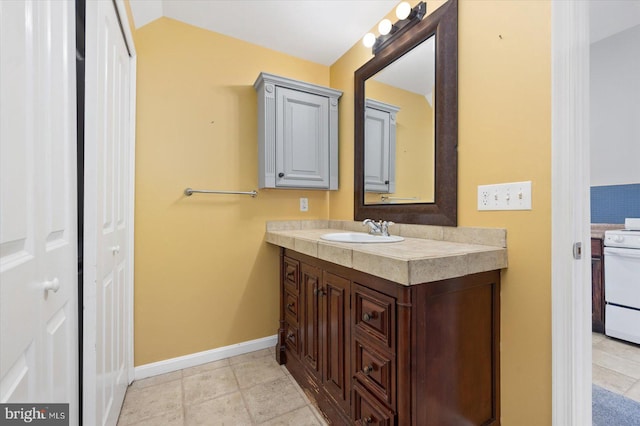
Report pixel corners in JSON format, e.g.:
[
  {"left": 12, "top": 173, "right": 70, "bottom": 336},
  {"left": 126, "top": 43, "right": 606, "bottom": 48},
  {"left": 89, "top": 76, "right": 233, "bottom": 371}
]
[
  {"left": 459, "top": 2, "right": 551, "bottom": 423},
  {"left": 330, "top": 1, "right": 552, "bottom": 424},
  {"left": 133, "top": 18, "right": 332, "bottom": 365},
  {"left": 134, "top": 0, "right": 552, "bottom": 424}
]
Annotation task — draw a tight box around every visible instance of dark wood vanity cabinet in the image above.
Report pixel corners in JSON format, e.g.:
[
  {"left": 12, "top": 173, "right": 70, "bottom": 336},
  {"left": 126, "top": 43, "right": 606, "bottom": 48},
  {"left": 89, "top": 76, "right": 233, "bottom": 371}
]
[
  {"left": 277, "top": 248, "right": 501, "bottom": 425},
  {"left": 591, "top": 238, "right": 605, "bottom": 333}
]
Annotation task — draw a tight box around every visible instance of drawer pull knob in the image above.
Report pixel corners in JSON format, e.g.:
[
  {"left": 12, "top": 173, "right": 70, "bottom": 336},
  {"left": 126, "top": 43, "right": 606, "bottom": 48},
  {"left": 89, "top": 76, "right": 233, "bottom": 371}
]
[
  {"left": 313, "top": 288, "right": 325, "bottom": 296},
  {"left": 362, "top": 312, "right": 374, "bottom": 322},
  {"left": 363, "top": 365, "right": 373, "bottom": 375},
  {"left": 362, "top": 417, "right": 373, "bottom": 424}
]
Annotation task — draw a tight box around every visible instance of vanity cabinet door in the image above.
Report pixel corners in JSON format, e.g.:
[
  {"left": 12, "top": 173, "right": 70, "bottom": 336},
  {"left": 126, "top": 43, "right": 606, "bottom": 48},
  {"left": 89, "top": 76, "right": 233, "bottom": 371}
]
[
  {"left": 322, "top": 272, "right": 351, "bottom": 412},
  {"left": 301, "top": 263, "right": 322, "bottom": 379}
]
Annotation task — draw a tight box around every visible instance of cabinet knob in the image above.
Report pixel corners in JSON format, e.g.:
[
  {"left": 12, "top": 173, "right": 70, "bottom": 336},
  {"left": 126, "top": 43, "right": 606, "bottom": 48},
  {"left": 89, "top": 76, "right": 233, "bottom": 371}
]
[
  {"left": 287, "top": 332, "right": 294, "bottom": 340},
  {"left": 278, "top": 172, "right": 285, "bottom": 178},
  {"left": 362, "top": 365, "right": 373, "bottom": 375},
  {"left": 384, "top": 180, "right": 389, "bottom": 185},
  {"left": 362, "top": 312, "right": 374, "bottom": 322},
  {"left": 286, "top": 303, "right": 294, "bottom": 310},
  {"left": 362, "top": 417, "right": 373, "bottom": 424},
  {"left": 313, "top": 288, "right": 325, "bottom": 296}
]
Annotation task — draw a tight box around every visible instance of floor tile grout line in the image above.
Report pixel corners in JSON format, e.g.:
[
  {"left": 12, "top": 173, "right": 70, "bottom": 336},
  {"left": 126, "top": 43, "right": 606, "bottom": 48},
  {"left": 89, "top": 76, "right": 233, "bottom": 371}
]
[
  {"left": 180, "top": 368, "right": 187, "bottom": 426},
  {"left": 230, "top": 360, "right": 257, "bottom": 425}
]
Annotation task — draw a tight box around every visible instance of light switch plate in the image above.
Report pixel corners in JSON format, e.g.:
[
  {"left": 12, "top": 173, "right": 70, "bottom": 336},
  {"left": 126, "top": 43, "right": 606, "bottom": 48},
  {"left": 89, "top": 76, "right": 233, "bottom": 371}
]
[
  {"left": 299, "top": 197, "right": 309, "bottom": 212},
  {"left": 478, "top": 181, "right": 532, "bottom": 211}
]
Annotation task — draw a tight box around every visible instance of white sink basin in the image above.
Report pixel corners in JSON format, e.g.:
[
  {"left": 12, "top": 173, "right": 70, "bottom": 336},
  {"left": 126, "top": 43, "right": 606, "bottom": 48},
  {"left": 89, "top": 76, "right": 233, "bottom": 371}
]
[{"left": 320, "top": 232, "right": 404, "bottom": 243}]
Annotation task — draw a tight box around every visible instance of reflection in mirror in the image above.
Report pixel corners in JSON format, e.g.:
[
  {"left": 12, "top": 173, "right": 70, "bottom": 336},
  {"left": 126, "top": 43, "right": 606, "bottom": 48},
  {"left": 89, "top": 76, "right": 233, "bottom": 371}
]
[{"left": 364, "top": 36, "right": 435, "bottom": 204}]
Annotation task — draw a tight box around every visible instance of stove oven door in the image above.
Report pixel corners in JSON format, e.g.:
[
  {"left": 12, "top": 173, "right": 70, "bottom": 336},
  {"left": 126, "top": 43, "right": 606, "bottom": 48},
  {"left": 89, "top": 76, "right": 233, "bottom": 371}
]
[{"left": 604, "top": 246, "right": 640, "bottom": 344}]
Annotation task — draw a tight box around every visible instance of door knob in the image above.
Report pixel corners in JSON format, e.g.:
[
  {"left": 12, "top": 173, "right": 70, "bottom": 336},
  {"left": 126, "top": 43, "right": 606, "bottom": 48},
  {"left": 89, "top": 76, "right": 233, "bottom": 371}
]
[{"left": 43, "top": 278, "right": 60, "bottom": 293}]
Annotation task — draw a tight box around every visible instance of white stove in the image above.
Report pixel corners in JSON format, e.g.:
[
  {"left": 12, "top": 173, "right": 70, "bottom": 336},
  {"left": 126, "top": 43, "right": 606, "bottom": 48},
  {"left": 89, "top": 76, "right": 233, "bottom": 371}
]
[
  {"left": 604, "top": 218, "right": 640, "bottom": 344},
  {"left": 604, "top": 229, "right": 640, "bottom": 249}
]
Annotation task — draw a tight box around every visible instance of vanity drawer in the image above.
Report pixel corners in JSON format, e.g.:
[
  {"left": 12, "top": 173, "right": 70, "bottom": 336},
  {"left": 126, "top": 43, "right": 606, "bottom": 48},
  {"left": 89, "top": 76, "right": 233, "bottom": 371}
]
[
  {"left": 284, "top": 322, "right": 299, "bottom": 356},
  {"left": 284, "top": 290, "right": 299, "bottom": 323},
  {"left": 353, "top": 284, "right": 395, "bottom": 350},
  {"left": 353, "top": 382, "right": 395, "bottom": 426},
  {"left": 283, "top": 256, "right": 300, "bottom": 292},
  {"left": 354, "top": 338, "right": 395, "bottom": 408}
]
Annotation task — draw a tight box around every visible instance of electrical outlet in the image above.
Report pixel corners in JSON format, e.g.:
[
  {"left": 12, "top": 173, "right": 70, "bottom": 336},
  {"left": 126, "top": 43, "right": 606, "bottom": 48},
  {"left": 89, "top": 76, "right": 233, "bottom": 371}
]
[
  {"left": 299, "top": 197, "right": 309, "bottom": 212},
  {"left": 478, "top": 181, "right": 532, "bottom": 211}
]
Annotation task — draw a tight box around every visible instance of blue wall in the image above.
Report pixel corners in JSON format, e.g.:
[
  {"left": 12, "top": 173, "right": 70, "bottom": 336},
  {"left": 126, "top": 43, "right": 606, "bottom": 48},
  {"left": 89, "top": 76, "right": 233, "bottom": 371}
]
[{"left": 591, "top": 184, "right": 640, "bottom": 224}]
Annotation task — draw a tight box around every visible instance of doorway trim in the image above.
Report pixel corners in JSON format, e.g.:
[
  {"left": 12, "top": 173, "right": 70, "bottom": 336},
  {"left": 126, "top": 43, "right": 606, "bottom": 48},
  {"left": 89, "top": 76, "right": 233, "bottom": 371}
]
[{"left": 551, "top": 1, "right": 591, "bottom": 425}]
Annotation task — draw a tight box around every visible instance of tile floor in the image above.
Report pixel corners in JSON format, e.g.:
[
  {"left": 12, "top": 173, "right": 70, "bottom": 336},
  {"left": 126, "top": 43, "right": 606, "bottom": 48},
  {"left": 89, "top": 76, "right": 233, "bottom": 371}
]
[
  {"left": 118, "top": 334, "right": 640, "bottom": 425},
  {"left": 592, "top": 332, "right": 640, "bottom": 403},
  {"left": 117, "top": 347, "right": 328, "bottom": 426}
]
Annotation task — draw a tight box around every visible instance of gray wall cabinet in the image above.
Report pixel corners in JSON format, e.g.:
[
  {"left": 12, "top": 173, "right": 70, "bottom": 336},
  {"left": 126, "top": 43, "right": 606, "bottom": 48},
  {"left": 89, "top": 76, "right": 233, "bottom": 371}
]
[{"left": 254, "top": 73, "right": 342, "bottom": 190}]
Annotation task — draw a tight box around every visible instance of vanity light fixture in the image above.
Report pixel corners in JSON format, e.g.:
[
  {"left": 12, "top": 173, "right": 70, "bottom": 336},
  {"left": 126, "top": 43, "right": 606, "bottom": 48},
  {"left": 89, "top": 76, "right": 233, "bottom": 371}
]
[{"left": 362, "top": 1, "right": 427, "bottom": 54}]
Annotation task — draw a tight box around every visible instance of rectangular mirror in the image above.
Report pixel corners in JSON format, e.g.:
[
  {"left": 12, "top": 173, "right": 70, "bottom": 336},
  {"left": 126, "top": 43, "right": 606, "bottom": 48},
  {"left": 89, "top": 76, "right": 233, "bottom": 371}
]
[{"left": 354, "top": 0, "right": 457, "bottom": 226}]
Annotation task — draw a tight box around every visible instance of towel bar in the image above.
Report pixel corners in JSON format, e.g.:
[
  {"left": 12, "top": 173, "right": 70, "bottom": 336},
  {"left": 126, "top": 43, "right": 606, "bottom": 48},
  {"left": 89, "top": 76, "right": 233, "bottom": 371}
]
[{"left": 184, "top": 188, "right": 258, "bottom": 198}]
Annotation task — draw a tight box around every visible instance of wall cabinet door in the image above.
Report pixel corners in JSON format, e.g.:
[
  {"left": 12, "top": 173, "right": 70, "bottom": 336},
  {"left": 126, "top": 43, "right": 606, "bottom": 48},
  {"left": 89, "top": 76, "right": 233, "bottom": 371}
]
[
  {"left": 364, "top": 99, "right": 399, "bottom": 194},
  {"left": 276, "top": 87, "right": 329, "bottom": 188}
]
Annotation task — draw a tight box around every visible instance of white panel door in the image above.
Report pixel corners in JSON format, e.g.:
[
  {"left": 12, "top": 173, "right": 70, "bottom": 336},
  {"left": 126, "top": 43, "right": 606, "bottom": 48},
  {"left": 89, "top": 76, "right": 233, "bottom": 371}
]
[
  {"left": 0, "top": 1, "right": 78, "bottom": 424},
  {"left": 84, "top": 1, "right": 133, "bottom": 425}
]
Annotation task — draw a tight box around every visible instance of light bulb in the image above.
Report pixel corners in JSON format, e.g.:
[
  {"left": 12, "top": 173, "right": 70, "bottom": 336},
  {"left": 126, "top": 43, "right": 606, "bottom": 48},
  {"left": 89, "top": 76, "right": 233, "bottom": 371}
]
[
  {"left": 378, "top": 19, "right": 392, "bottom": 36},
  {"left": 396, "top": 2, "right": 412, "bottom": 20},
  {"left": 362, "top": 32, "right": 376, "bottom": 48}
]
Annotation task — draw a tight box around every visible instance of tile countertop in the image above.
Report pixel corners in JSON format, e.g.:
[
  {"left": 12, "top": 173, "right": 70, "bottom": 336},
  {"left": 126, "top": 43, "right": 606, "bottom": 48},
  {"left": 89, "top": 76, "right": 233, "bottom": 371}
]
[
  {"left": 265, "top": 220, "right": 508, "bottom": 286},
  {"left": 591, "top": 223, "right": 624, "bottom": 240}
]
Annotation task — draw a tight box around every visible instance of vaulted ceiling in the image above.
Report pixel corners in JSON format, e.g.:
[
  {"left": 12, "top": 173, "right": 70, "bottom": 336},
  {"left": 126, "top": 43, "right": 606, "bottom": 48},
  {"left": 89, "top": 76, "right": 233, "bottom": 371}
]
[
  {"left": 128, "top": 0, "right": 640, "bottom": 66},
  {"left": 128, "top": 0, "right": 397, "bottom": 66}
]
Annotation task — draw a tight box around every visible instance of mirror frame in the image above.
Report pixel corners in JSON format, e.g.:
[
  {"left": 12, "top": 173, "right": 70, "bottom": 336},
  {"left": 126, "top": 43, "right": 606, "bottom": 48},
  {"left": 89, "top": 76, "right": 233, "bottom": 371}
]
[{"left": 354, "top": 0, "right": 458, "bottom": 226}]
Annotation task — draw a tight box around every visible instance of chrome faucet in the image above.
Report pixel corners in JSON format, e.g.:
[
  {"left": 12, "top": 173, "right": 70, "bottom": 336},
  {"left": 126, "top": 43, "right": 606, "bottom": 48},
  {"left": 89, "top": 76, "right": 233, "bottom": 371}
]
[{"left": 362, "top": 219, "right": 395, "bottom": 237}]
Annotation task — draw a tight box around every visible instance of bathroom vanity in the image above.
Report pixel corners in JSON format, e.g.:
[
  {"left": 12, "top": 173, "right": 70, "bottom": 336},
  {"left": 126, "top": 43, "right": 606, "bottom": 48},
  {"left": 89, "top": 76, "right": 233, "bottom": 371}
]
[{"left": 266, "top": 221, "right": 507, "bottom": 425}]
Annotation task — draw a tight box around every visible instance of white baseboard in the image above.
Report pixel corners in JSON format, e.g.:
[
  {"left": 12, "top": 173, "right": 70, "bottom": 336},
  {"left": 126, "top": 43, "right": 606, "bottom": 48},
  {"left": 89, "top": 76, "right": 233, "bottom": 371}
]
[{"left": 134, "top": 335, "right": 278, "bottom": 381}]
